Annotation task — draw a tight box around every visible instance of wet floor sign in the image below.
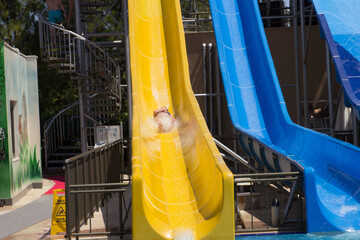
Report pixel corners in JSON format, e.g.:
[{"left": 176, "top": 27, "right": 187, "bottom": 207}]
[{"left": 51, "top": 189, "right": 66, "bottom": 235}]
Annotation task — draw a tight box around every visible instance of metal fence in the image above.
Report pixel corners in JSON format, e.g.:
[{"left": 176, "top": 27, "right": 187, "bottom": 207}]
[
  {"left": 64, "top": 139, "right": 130, "bottom": 239},
  {"left": 234, "top": 172, "right": 306, "bottom": 233}
]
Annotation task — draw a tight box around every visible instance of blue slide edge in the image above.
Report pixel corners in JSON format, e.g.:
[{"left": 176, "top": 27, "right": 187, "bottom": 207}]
[
  {"left": 311, "top": 0, "right": 360, "bottom": 119},
  {"left": 209, "top": 0, "right": 360, "bottom": 233}
]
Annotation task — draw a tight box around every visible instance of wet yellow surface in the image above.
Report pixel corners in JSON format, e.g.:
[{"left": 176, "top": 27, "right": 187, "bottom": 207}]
[{"left": 129, "top": 0, "right": 234, "bottom": 239}]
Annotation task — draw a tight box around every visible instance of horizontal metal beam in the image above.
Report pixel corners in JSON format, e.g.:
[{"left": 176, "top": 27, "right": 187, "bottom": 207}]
[
  {"left": 262, "top": 15, "right": 294, "bottom": 20},
  {"left": 236, "top": 227, "right": 305, "bottom": 234},
  {"left": 70, "top": 182, "right": 129, "bottom": 189},
  {"left": 194, "top": 93, "right": 224, "bottom": 97},
  {"left": 234, "top": 172, "right": 300, "bottom": 178},
  {"left": 72, "top": 231, "right": 123, "bottom": 237},
  {"left": 70, "top": 189, "right": 126, "bottom": 194},
  {"left": 84, "top": 32, "right": 124, "bottom": 38},
  {"left": 234, "top": 177, "right": 298, "bottom": 183}
]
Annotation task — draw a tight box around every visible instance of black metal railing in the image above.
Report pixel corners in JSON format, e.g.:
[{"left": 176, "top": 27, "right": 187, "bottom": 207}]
[
  {"left": 234, "top": 172, "right": 306, "bottom": 233},
  {"left": 64, "top": 139, "right": 130, "bottom": 239}
]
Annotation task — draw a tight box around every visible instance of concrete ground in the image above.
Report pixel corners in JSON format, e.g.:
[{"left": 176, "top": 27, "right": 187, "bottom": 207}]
[
  {"left": 0, "top": 177, "right": 132, "bottom": 240},
  {"left": 0, "top": 178, "right": 56, "bottom": 239}
]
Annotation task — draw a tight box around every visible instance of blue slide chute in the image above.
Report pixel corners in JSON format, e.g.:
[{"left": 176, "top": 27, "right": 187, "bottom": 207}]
[
  {"left": 311, "top": 0, "right": 360, "bottom": 119},
  {"left": 209, "top": 0, "right": 360, "bottom": 233}
]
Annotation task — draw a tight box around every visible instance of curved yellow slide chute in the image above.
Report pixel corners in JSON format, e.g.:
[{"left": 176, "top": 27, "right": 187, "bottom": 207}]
[{"left": 129, "top": 0, "right": 234, "bottom": 239}]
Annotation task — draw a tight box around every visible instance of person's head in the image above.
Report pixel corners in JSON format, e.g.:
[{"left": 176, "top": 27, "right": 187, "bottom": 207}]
[
  {"left": 153, "top": 106, "right": 169, "bottom": 118},
  {"left": 160, "top": 106, "right": 168, "bottom": 112},
  {"left": 153, "top": 106, "right": 174, "bottom": 132}
]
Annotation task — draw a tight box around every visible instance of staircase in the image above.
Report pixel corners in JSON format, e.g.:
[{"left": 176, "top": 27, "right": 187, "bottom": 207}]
[{"left": 39, "top": 6, "right": 122, "bottom": 172}]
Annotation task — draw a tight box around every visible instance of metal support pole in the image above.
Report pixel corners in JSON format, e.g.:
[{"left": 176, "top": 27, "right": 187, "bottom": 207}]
[
  {"left": 208, "top": 43, "right": 214, "bottom": 134},
  {"left": 123, "top": 0, "right": 132, "bottom": 141},
  {"left": 300, "top": 0, "right": 309, "bottom": 127},
  {"left": 284, "top": 180, "right": 298, "bottom": 220},
  {"left": 75, "top": 0, "right": 81, "bottom": 35},
  {"left": 78, "top": 80, "right": 87, "bottom": 153},
  {"left": 234, "top": 182, "right": 238, "bottom": 230},
  {"left": 65, "top": 164, "right": 71, "bottom": 239},
  {"left": 215, "top": 46, "right": 223, "bottom": 135},
  {"left": 325, "top": 43, "right": 334, "bottom": 136},
  {"left": 75, "top": 0, "right": 87, "bottom": 153},
  {"left": 202, "top": 43, "right": 208, "bottom": 124},
  {"left": 266, "top": 0, "right": 271, "bottom": 28},
  {"left": 293, "top": 0, "right": 301, "bottom": 124},
  {"left": 353, "top": 111, "right": 358, "bottom": 146}
]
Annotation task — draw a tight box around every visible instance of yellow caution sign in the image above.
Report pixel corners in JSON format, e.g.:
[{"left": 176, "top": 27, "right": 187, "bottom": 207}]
[{"left": 51, "top": 189, "right": 66, "bottom": 235}]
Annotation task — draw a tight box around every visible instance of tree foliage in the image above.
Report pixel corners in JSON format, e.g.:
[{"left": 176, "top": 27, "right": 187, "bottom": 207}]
[
  {"left": 0, "top": 0, "right": 78, "bottom": 127},
  {"left": 0, "top": 0, "right": 43, "bottom": 47}
]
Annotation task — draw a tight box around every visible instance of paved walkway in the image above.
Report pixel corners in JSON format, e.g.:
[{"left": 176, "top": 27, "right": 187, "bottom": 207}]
[
  {"left": 0, "top": 179, "right": 55, "bottom": 239},
  {"left": 0, "top": 194, "right": 53, "bottom": 239},
  {"left": 0, "top": 177, "right": 132, "bottom": 240}
]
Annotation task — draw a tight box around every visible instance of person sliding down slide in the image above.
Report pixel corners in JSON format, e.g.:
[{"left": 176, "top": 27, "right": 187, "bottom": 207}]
[{"left": 153, "top": 106, "right": 175, "bottom": 132}]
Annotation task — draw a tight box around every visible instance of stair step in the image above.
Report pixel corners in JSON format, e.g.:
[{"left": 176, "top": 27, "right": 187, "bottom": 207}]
[
  {"left": 85, "top": 111, "right": 120, "bottom": 115},
  {"left": 82, "top": 90, "right": 108, "bottom": 94},
  {"left": 44, "top": 47, "right": 70, "bottom": 53},
  {"left": 84, "top": 32, "right": 124, "bottom": 38},
  {"left": 48, "top": 63, "right": 75, "bottom": 68},
  {"left": 81, "top": 10, "right": 103, "bottom": 15},
  {"left": 86, "top": 109, "right": 120, "bottom": 114},
  {"left": 71, "top": 75, "right": 89, "bottom": 80},
  {"left": 44, "top": 167, "right": 65, "bottom": 172},
  {"left": 84, "top": 102, "right": 120, "bottom": 107},
  {"left": 83, "top": 103, "right": 119, "bottom": 107},
  {"left": 51, "top": 152, "right": 79, "bottom": 157},
  {"left": 47, "top": 160, "right": 66, "bottom": 164},
  {"left": 83, "top": 95, "right": 112, "bottom": 100},
  {"left": 42, "top": 57, "right": 71, "bottom": 63},
  {"left": 80, "top": 2, "right": 111, "bottom": 7},
  {"left": 79, "top": 82, "right": 106, "bottom": 87},
  {"left": 58, "top": 146, "right": 81, "bottom": 150},
  {"left": 95, "top": 41, "right": 123, "bottom": 48},
  {"left": 58, "top": 69, "right": 76, "bottom": 74}
]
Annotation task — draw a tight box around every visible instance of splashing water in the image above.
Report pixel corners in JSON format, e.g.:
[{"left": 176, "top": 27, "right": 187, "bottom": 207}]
[
  {"left": 173, "top": 228, "right": 195, "bottom": 240},
  {"left": 158, "top": 115, "right": 174, "bottom": 132}
]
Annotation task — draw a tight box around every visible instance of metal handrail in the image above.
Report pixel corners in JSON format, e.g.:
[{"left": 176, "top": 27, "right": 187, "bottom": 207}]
[
  {"left": 43, "top": 92, "right": 105, "bottom": 168},
  {"left": 44, "top": 101, "right": 79, "bottom": 133},
  {"left": 213, "top": 138, "right": 259, "bottom": 172},
  {"left": 43, "top": 101, "right": 80, "bottom": 168},
  {"left": 65, "top": 139, "right": 128, "bottom": 239}
]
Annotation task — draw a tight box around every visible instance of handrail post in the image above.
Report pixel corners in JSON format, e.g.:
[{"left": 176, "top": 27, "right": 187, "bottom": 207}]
[{"left": 65, "top": 160, "right": 71, "bottom": 239}]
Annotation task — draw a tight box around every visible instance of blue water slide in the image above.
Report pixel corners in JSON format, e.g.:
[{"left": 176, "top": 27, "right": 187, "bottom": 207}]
[
  {"left": 311, "top": 0, "right": 360, "bottom": 119},
  {"left": 209, "top": 0, "right": 360, "bottom": 233}
]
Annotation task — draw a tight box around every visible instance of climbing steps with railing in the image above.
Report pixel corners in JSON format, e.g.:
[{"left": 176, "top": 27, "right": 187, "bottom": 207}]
[{"left": 39, "top": 7, "right": 122, "bottom": 171}]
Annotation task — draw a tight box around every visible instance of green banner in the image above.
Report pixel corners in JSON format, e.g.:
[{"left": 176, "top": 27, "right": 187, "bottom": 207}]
[{"left": 0, "top": 42, "right": 11, "bottom": 198}]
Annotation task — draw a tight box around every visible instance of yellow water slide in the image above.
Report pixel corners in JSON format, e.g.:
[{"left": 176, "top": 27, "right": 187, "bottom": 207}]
[{"left": 129, "top": 0, "right": 234, "bottom": 239}]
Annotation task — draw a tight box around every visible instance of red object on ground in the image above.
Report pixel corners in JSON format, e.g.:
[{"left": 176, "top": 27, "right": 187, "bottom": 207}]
[{"left": 43, "top": 176, "right": 65, "bottom": 195}]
